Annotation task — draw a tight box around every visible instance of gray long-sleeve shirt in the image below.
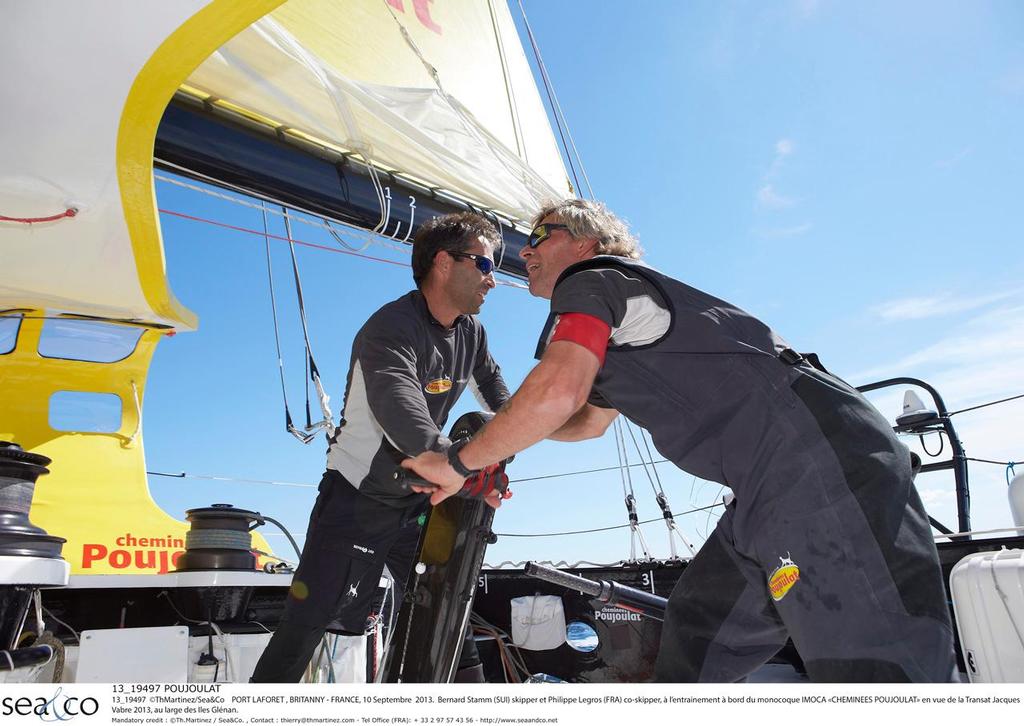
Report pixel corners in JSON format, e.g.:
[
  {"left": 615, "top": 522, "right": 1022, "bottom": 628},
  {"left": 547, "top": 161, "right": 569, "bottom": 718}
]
[{"left": 327, "top": 290, "right": 509, "bottom": 507}]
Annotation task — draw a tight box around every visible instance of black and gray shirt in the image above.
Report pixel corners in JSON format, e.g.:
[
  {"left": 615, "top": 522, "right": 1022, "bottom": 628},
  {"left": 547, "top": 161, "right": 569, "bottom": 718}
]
[
  {"left": 328, "top": 290, "right": 509, "bottom": 507},
  {"left": 535, "top": 256, "right": 853, "bottom": 508}
]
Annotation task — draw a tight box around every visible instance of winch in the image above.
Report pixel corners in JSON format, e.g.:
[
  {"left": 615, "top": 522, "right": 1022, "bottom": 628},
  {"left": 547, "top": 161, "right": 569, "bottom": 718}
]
[
  {"left": 0, "top": 442, "right": 66, "bottom": 559},
  {"left": 174, "top": 503, "right": 263, "bottom": 572}
]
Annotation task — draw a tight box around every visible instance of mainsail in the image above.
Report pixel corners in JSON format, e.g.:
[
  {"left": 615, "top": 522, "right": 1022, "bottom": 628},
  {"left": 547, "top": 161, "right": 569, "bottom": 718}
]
[{"left": 183, "top": 0, "right": 570, "bottom": 223}]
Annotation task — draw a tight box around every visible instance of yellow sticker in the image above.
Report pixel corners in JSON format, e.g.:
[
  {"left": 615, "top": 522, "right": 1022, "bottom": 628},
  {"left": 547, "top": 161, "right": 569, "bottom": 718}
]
[
  {"left": 424, "top": 378, "right": 453, "bottom": 394},
  {"left": 768, "top": 555, "right": 800, "bottom": 601}
]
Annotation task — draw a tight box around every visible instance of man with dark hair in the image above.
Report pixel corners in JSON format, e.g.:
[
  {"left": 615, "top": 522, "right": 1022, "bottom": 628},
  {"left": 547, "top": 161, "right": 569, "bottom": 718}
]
[
  {"left": 403, "top": 199, "right": 956, "bottom": 683},
  {"left": 252, "top": 212, "right": 509, "bottom": 682}
]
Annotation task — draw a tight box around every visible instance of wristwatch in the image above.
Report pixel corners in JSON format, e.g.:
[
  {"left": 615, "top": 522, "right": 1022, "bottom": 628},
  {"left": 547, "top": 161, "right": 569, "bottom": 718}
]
[{"left": 446, "top": 438, "right": 478, "bottom": 477}]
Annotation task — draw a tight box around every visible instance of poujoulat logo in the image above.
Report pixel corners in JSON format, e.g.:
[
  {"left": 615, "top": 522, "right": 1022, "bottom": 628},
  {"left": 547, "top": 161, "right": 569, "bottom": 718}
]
[
  {"left": 595, "top": 608, "right": 642, "bottom": 623},
  {"left": 81, "top": 532, "right": 185, "bottom": 573},
  {"left": 0, "top": 688, "right": 99, "bottom": 720}
]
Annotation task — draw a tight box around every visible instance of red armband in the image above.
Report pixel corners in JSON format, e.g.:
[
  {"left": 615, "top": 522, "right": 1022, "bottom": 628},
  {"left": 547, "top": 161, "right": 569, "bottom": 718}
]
[{"left": 549, "top": 313, "right": 611, "bottom": 365}]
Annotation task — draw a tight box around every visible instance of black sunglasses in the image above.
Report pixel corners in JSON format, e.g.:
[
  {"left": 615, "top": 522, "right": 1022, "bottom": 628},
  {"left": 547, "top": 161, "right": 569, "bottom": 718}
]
[
  {"left": 527, "top": 223, "right": 571, "bottom": 248},
  {"left": 448, "top": 250, "right": 494, "bottom": 275}
]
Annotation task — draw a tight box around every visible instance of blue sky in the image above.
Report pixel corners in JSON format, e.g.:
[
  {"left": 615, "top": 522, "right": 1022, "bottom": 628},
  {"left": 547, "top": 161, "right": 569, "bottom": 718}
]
[{"left": 147, "top": 0, "right": 1024, "bottom": 566}]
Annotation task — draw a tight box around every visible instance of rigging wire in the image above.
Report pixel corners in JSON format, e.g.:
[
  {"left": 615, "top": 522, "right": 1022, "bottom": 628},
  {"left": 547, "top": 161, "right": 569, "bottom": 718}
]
[
  {"left": 621, "top": 421, "right": 696, "bottom": 557},
  {"left": 262, "top": 203, "right": 304, "bottom": 442},
  {"left": 613, "top": 420, "right": 635, "bottom": 499},
  {"left": 639, "top": 429, "right": 666, "bottom": 493},
  {"left": 947, "top": 393, "right": 1024, "bottom": 417},
  {"left": 494, "top": 502, "right": 725, "bottom": 539},
  {"left": 516, "top": 0, "right": 594, "bottom": 198},
  {"left": 265, "top": 205, "right": 335, "bottom": 443},
  {"left": 612, "top": 418, "right": 653, "bottom": 560},
  {"left": 147, "top": 470, "right": 315, "bottom": 488},
  {"left": 512, "top": 459, "right": 672, "bottom": 483},
  {"left": 282, "top": 204, "right": 327, "bottom": 441},
  {"left": 622, "top": 421, "right": 662, "bottom": 499}
]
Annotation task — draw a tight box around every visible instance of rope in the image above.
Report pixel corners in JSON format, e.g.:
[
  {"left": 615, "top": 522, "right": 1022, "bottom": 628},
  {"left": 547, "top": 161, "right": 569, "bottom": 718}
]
[
  {"left": 259, "top": 513, "right": 303, "bottom": 560},
  {"left": 41, "top": 607, "right": 79, "bottom": 644},
  {"left": 185, "top": 530, "right": 252, "bottom": 550},
  {"left": 281, "top": 207, "right": 335, "bottom": 439},
  {"left": 0, "top": 208, "right": 77, "bottom": 224},
  {"left": 161, "top": 208, "right": 408, "bottom": 266},
  {"left": 963, "top": 457, "right": 1022, "bottom": 487},
  {"left": 324, "top": 218, "right": 374, "bottom": 252},
  {"left": 934, "top": 525, "right": 1024, "bottom": 540},
  {"left": 156, "top": 173, "right": 408, "bottom": 253},
  {"left": 947, "top": 393, "right": 1024, "bottom": 417},
  {"left": 158, "top": 207, "right": 526, "bottom": 289}
]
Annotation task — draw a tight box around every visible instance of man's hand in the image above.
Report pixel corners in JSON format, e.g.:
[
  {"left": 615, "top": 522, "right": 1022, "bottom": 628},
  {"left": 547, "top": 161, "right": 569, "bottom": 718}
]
[{"left": 401, "top": 452, "right": 508, "bottom": 509}]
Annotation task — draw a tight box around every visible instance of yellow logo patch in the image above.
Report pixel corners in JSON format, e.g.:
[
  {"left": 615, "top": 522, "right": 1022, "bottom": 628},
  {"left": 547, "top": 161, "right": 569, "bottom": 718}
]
[
  {"left": 424, "top": 378, "right": 452, "bottom": 394},
  {"left": 768, "top": 554, "right": 800, "bottom": 602}
]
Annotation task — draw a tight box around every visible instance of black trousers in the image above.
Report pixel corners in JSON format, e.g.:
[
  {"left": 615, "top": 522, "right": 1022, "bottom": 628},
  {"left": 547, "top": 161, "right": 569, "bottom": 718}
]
[
  {"left": 654, "top": 369, "right": 956, "bottom": 682},
  {"left": 252, "top": 471, "right": 478, "bottom": 682}
]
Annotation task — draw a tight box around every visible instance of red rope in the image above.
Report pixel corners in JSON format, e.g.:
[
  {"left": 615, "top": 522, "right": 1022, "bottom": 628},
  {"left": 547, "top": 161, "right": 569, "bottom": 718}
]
[
  {"left": 0, "top": 208, "right": 78, "bottom": 224},
  {"left": 158, "top": 208, "right": 411, "bottom": 268}
]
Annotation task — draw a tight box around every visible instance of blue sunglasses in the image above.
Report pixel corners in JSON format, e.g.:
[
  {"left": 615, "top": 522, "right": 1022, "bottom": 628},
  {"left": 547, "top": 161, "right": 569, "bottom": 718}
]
[{"left": 448, "top": 250, "right": 494, "bottom": 275}]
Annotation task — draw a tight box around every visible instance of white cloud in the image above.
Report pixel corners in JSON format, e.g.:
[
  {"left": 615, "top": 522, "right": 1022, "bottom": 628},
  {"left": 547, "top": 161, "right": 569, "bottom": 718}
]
[
  {"left": 765, "top": 138, "right": 796, "bottom": 180},
  {"left": 919, "top": 487, "right": 955, "bottom": 509},
  {"left": 756, "top": 184, "right": 797, "bottom": 210},
  {"left": 855, "top": 301, "right": 1024, "bottom": 384},
  {"left": 756, "top": 139, "right": 801, "bottom": 214},
  {"left": 854, "top": 298, "right": 1024, "bottom": 535},
  {"left": 871, "top": 290, "right": 1017, "bottom": 322},
  {"left": 852, "top": 296, "right": 1024, "bottom": 532}
]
